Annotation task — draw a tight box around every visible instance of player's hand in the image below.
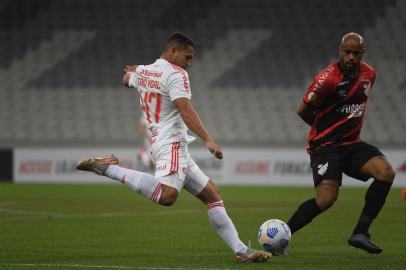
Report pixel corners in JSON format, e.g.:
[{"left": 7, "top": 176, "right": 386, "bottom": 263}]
[
  {"left": 206, "top": 139, "right": 223, "bottom": 159},
  {"left": 124, "top": 65, "right": 137, "bottom": 73}
]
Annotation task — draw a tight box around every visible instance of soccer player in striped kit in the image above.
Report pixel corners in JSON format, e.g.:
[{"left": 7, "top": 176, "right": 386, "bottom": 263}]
[
  {"left": 286, "top": 33, "right": 395, "bottom": 254},
  {"left": 76, "top": 33, "right": 270, "bottom": 263}
]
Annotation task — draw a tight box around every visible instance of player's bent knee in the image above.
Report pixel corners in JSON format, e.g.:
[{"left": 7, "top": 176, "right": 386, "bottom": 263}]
[
  {"left": 159, "top": 194, "right": 178, "bottom": 206},
  {"left": 318, "top": 199, "right": 335, "bottom": 211},
  {"left": 159, "top": 188, "right": 179, "bottom": 206},
  {"left": 316, "top": 194, "right": 337, "bottom": 210},
  {"left": 376, "top": 166, "right": 396, "bottom": 182}
]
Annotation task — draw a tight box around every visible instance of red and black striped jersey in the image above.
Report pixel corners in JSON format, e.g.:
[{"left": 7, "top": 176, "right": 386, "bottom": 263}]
[{"left": 303, "top": 61, "right": 376, "bottom": 153}]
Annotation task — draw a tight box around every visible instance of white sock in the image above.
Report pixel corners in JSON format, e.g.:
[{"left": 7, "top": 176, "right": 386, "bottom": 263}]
[
  {"left": 104, "top": 165, "right": 162, "bottom": 203},
  {"left": 207, "top": 201, "right": 248, "bottom": 254}
]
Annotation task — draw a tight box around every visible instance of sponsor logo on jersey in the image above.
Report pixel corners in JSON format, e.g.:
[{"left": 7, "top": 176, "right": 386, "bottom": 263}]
[
  {"left": 138, "top": 78, "right": 161, "bottom": 89},
  {"left": 317, "top": 162, "right": 328, "bottom": 175},
  {"left": 336, "top": 103, "right": 365, "bottom": 118},
  {"left": 171, "top": 64, "right": 190, "bottom": 92},
  {"left": 182, "top": 74, "right": 190, "bottom": 91},
  {"left": 140, "top": 69, "right": 163, "bottom": 78},
  {"left": 311, "top": 65, "right": 335, "bottom": 92}
]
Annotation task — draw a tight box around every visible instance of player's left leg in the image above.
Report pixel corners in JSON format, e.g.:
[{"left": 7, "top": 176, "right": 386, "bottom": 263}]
[
  {"left": 345, "top": 143, "right": 395, "bottom": 254},
  {"left": 183, "top": 159, "right": 270, "bottom": 263},
  {"left": 76, "top": 155, "right": 167, "bottom": 204},
  {"left": 287, "top": 150, "right": 343, "bottom": 234}
]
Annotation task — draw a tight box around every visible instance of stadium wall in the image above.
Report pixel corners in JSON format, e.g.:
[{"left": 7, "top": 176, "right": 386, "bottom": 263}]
[
  {"left": 10, "top": 147, "right": 406, "bottom": 187},
  {"left": 0, "top": 149, "right": 12, "bottom": 182}
]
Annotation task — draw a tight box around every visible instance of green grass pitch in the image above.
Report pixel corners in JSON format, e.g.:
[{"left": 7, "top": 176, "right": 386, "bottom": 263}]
[{"left": 1, "top": 183, "right": 405, "bottom": 270}]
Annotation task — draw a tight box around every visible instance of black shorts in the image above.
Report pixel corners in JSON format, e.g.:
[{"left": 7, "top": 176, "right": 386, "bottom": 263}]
[{"left": 309, "top": 142, "right": 384, "bottom": 186}]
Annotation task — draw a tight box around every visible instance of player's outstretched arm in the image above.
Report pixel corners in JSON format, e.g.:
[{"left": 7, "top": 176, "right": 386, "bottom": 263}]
[
  {"left": 173, "top": 98, "right": 223, "bottom": 159},
  {"left": 122, "top": 65, "right": 137, "bottom": 87},
  {"left": 297, "top": 102, "right": 316, "bottom": 126}
]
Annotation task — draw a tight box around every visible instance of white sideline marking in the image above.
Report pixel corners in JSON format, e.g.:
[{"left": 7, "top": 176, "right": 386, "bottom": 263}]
[{"left": 0, "top": 262, "right": 235, "bottom": 270}]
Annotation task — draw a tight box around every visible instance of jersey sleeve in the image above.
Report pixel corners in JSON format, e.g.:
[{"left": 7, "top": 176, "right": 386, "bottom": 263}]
[
  {"left": 303, "top": 69, "right": 335, "bottom": 107},
  {"left": 371, "top": 69, "right": 377, "bottom": 87},
  {"left": 167, "top": 70, "right": 192, "bottom": 101},
  {"left": 128, "top": 66, "right": 141, "bottom": 88}
]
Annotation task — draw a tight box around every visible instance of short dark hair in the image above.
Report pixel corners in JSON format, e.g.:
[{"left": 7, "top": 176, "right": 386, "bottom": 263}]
[{"left": 165, "top": 32, "right": 195, "bottom": 50}]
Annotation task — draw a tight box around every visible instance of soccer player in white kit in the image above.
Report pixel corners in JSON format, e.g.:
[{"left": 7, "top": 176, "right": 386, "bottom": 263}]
[{"left": 76, "top": 33, "right": 270, "bottom": 263}]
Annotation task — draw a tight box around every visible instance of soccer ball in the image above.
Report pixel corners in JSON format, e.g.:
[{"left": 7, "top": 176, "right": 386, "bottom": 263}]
[{"left": 258, "top": 219, "right": 291, "bottom": 253}]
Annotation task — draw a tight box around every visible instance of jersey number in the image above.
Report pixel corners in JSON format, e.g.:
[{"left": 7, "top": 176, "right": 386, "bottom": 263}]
[{"left": 140, "top": 92, "right": 162, "bottom": 124}]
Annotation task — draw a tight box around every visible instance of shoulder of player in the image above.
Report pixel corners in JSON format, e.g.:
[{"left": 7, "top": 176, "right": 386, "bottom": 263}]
[
  {"left": 165, "top": 64, "right": 191, "bottom": 92},
  {"left": 165, "top": 65, "right": 189, "bottom": 82},
  {"left": 360, "top": 62, "right": 376, "bottom": 75},
  {"left": 312, "top": 62, "right": 341, "bottom": 90},
  {"left": 168, "top": 63, "right": 188, "bottom": 76},
  {"left": 316, "top": 62, "right": 340, "bottom": 78}
]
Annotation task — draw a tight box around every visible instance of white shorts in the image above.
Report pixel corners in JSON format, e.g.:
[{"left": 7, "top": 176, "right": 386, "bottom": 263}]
[{"left": 151, "top": 141, "right": 210, "bottom": 195}]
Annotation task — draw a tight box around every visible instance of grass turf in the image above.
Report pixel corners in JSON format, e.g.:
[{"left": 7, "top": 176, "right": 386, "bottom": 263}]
[{"left": 0, "top": 183, "right": 405, "bottom": 270}]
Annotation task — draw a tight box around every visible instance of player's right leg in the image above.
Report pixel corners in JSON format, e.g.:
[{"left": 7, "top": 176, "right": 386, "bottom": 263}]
[
  {"left": 198, "top": 180, "right": 270, "bottom": 263},
  {"left": 183, "top": 160, "right": 270, "bottom": 263},
  {"left": 75, "top": 155, "right": 178, "bottom": 206},
  {"left": 346, "top": 145, "right": 395, "bottom": 254}
]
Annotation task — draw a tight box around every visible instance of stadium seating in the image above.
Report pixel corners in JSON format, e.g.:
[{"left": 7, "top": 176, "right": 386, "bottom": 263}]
[{"left": 0, "top": 0, "right": 405, "bottom": 147}]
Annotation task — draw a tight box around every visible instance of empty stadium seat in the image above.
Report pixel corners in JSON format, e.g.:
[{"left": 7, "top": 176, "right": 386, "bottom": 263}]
[{"left": 0, "top": 0, "right": 405, "bottom": 147}]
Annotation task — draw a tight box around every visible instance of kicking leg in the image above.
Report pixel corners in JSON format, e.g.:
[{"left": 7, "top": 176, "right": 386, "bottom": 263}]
[{"left": 196, "top": 180, "right": 270, "bottom": 263}]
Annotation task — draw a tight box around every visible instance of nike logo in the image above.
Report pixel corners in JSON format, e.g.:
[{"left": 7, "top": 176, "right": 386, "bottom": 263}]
[
  {"left": 317, "top": 162, "right": 328, "bottom": 176},
  {"left": 337, "top": 90, "right": 347, "bottom": 96},
  {"left": 338, "top": 80, "right": 349, "bottom": 86}
]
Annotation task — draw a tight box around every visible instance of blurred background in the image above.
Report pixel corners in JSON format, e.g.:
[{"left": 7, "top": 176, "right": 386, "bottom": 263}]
[{"left": 0, "top": 0, "right": 405, "bottom": 185}]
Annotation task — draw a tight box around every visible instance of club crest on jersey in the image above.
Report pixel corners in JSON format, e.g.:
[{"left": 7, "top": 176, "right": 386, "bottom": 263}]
[{"left": 361, "top": 79, "right": 371, "bottom": 96}]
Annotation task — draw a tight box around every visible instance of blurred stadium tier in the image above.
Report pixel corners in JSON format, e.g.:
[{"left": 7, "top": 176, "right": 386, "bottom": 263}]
[{"left": 0, "top": 0, "right": 405, "bottom": 147}]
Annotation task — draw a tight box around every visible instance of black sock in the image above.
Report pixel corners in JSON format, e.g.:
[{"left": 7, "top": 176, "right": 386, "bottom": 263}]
[
  {"left": 287, "top": 198, "right": 324, "bottom": 234},
  {"left": 352, "top": 180, "right": 392, "bottom": 235}
]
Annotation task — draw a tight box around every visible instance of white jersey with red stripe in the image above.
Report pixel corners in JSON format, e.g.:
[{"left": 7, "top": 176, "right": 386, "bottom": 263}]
[{"left": 128, "top": 59, "right": 196, "bottom": 151}]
